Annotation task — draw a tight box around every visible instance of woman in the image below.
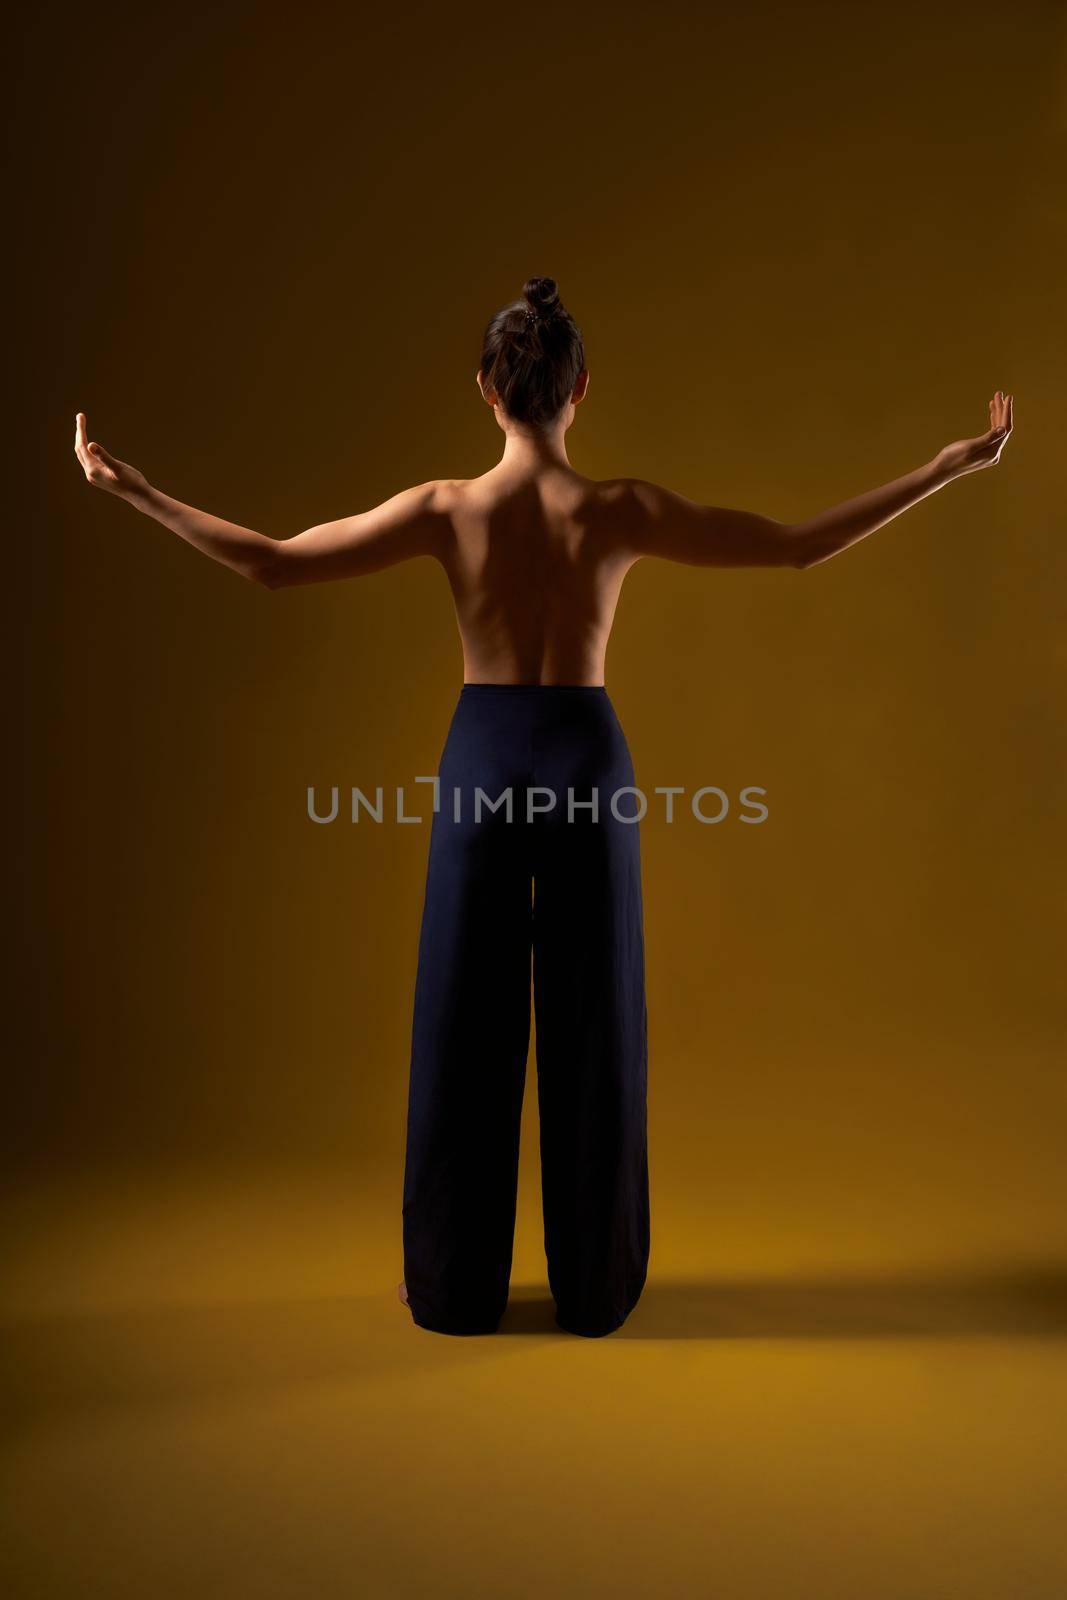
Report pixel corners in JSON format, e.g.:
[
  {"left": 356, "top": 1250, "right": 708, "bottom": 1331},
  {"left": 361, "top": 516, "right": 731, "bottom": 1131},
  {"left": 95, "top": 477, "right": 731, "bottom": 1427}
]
[{"left": 74, "top": 276, "right": 1014, "bottom": 1338}]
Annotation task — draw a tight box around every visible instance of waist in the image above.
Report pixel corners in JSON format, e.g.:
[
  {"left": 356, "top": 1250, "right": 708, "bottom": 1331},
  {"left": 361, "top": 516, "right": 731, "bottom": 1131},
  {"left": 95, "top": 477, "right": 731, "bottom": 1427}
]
[
  {"left": 444, "top": 681, "right": 631, "bottom": 782},
  {"left": 451, "top": 681, "right": 623, "bottom": 735},
  {"left": 460, "top": 683, "right": 608, "bottom": 698}
]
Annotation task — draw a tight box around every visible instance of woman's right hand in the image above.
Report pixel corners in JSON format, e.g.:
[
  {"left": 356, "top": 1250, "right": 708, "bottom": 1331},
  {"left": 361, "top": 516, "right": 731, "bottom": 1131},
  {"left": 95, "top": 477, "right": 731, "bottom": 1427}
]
[
  {"left": 74, "top": 412, "right": 149, "bottom": 500},
  {"left": 934, "top": 391, "right": 1014, "bottom": 479}
]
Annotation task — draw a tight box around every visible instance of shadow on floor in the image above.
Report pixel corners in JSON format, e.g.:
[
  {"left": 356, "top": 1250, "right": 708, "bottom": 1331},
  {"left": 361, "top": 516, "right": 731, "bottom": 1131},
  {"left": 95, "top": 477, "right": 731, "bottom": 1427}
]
[
  {"left": 613, "top": 1263, "right": 1067, "bottom": 1340},
  {"left": 502, "top": 1262, "right": 1067, "bottom": 1340},
  {"left": 5, "top": 1263, "right": 1067, "bottom": 1425}
]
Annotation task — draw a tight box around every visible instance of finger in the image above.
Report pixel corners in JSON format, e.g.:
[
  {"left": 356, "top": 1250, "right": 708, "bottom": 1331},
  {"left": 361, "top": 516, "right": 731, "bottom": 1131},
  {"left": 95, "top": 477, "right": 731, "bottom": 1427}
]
[{"left": 89, "top": 441, "right": 122, "bottom": 474}]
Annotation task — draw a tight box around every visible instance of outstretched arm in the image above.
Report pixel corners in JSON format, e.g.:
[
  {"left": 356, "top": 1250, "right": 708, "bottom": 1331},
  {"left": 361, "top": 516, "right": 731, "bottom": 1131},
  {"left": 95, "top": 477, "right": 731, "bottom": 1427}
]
[
  {"left": 621, "top": 392, "right": 1014, "bottom": 570},
  {"left": 73, "top": 413, "right": 449, "bottom": 588}
]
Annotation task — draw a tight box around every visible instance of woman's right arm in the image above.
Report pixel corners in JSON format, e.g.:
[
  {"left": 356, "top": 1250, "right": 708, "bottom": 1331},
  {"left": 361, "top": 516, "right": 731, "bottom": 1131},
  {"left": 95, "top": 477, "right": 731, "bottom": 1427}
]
[
  {"left": 73, "top": 412, "right": 449, "bottom": 586},
  {"left": 621, "top": 392, "right": 1014, "bottom": 570}
]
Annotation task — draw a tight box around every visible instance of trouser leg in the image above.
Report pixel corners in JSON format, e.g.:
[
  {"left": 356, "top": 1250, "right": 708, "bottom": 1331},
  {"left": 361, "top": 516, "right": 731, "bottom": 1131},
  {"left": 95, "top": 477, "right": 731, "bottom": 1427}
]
[
  {"left": 533, "top": 771, "right": 650, "bottom": 1338},
  {"left": 402, "top": 795, "right": 532, "bottom": 1336}
]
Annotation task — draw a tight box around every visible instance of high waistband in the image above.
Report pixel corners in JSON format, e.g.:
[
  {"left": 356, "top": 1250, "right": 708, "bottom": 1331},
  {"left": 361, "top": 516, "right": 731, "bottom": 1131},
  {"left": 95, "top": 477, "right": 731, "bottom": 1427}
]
[{"left": 460, "top": 683, "right": 608, "bottom": 696}]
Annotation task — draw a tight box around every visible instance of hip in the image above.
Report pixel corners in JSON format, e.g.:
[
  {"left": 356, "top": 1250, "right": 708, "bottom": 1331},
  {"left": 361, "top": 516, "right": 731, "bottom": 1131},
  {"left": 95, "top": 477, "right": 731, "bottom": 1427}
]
[{"left": 440, "top": 684, "right": 634, "bottom": 790}]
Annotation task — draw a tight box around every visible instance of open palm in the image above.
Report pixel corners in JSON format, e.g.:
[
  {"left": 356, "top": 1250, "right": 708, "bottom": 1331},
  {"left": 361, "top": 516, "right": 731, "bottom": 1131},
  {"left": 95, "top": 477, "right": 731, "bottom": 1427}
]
[
  {"left": 936, "top": 391, "right": 1014, "bottom": 478},
  {"left": 74, "top": 412, "right": 146, "bottom": 498}
]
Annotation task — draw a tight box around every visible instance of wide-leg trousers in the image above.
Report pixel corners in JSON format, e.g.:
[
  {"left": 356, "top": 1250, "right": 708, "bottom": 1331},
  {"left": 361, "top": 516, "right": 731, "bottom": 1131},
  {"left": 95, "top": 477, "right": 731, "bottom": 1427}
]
[{"left": 401, "top": 684, "right": 650, "bottom": 1338}]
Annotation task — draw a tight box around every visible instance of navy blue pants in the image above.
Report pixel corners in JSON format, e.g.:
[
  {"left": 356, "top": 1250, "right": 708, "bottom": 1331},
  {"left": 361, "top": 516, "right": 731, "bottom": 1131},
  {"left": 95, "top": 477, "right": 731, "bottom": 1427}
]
[{"left": 402, "top": 685, "right": 650, "bottom": 1338}]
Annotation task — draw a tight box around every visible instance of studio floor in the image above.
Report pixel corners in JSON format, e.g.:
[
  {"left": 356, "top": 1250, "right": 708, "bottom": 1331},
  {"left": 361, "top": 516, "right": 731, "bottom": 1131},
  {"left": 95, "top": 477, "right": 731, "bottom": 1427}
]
[{"left": 3, "top": 1168, "right": 1066, "bottom": 1599}]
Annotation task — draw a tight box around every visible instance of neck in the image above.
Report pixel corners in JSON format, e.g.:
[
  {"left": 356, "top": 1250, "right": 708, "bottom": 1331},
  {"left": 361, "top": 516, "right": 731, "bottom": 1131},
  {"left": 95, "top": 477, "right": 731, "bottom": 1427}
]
[{"left": 498, "top": 423, "right": 572, "bottom": 472}]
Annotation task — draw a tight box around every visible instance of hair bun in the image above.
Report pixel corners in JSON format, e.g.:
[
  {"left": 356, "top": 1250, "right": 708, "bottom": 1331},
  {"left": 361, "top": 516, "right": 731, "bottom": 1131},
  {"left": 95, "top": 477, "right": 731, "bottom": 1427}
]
[
  {"left": 522, "top": 276, "right": 561, "bottom": 317},
  {"left": 480, "top": 280, "right": 585, "bottom": 427}
]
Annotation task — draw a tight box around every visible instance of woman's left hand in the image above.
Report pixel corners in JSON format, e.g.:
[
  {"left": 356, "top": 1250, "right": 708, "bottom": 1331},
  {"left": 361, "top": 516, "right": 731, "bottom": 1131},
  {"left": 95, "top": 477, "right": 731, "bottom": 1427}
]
[{"left": 934, "top": 391, "right": 1014, "bottom": 479}]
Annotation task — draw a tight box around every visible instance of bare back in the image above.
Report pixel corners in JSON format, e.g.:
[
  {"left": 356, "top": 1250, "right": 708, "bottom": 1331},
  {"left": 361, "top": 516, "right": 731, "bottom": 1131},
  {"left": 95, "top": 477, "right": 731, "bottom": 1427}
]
[{"left": 437, "top": 467, "right": 637, "bottom": 686}]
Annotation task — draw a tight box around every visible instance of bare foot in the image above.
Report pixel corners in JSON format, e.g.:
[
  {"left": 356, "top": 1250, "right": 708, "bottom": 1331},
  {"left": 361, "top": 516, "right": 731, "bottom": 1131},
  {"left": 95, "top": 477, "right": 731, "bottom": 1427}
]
[{"left": 398, "top": 1280, "right": 409, "bottom": 1306}]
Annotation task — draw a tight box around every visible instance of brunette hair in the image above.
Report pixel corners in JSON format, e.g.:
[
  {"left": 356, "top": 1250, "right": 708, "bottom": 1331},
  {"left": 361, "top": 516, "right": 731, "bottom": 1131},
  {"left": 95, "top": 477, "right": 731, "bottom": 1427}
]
[{"left": 478, "top": 276, "right": 585, "bottom": 429}]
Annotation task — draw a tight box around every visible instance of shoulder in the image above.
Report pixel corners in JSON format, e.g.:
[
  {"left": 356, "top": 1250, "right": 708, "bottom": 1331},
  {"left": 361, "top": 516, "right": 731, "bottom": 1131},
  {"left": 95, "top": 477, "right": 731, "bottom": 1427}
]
[
  {"left": 586, "top": 476, "right": 670, "bottom": 554},
  {"left": 394, "top": 479, "right": 464, "bottom": 548},
  {"left": 424, "top": 477, "right": 481, "bottom": 521},
  {"left": 590, "top": 476, "right": 679, "bottom": 520},
  {"left": 403, "top": 478, "right": 462, "bottom": 514}
]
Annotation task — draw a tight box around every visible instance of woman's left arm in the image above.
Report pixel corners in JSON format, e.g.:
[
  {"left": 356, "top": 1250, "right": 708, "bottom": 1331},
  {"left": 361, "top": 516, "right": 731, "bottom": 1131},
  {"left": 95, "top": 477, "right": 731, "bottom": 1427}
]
[{"left": 73, "top": 412, "right": 449, "bottom": 588}]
